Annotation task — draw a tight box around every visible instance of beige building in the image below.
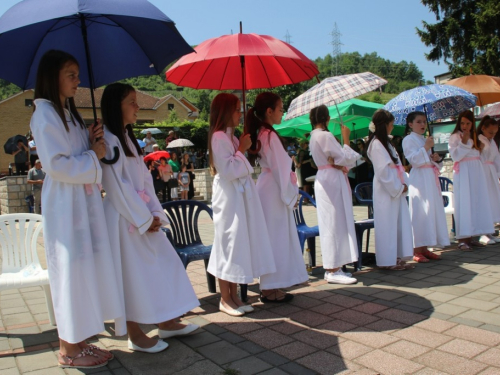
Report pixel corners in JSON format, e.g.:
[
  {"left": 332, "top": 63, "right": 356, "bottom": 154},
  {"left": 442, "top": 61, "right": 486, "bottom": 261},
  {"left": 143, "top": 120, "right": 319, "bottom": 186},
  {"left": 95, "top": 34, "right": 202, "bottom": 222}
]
[{"left": 0, "top": 89, "right": 199, "bottom": 174}]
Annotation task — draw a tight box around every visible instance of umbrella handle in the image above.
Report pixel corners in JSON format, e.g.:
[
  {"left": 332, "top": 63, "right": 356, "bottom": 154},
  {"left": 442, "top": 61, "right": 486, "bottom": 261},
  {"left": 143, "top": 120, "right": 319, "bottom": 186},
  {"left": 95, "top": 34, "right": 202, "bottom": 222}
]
[{"left": 101, "top": 146, "right": 120, "bottom": 165}]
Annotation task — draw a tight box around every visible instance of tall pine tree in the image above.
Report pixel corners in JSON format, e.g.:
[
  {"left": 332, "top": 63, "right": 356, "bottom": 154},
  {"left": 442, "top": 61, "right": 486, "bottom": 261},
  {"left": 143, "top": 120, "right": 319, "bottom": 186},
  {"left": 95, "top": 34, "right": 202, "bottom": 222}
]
[{"left": 417, "top": 0, "right": 500, "bottom": 76}]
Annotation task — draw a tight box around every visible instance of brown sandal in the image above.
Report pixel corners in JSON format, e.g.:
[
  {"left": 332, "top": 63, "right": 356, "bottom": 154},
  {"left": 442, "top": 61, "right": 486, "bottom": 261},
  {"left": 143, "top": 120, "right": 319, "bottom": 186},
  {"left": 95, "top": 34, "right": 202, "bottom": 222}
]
[
  {"left": 58, "top": 349, "right": 108, "bottom": 369},
  {"left": 87, "top": 344, "right": 114, "bottom": 360},
  {"left": 458, "top": 242, "right": 473, "bottom": 252},
  {"left": 379, "top": 264, "right": 406, "bottom": 271}
]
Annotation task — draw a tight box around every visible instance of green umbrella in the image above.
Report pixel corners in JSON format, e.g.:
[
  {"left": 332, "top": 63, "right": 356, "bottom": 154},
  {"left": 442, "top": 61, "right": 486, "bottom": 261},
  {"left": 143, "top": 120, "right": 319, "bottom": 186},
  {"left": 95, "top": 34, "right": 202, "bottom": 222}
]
[{"left": 275, "top": 98, "right": 405, "bottom": 140}]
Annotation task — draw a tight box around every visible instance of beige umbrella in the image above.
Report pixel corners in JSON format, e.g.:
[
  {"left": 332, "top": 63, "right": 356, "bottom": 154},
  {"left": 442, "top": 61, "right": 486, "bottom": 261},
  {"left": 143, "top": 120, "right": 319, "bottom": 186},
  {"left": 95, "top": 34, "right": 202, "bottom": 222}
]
[{"left": 445, "top": 75, "right": 500, "bottom": 106}]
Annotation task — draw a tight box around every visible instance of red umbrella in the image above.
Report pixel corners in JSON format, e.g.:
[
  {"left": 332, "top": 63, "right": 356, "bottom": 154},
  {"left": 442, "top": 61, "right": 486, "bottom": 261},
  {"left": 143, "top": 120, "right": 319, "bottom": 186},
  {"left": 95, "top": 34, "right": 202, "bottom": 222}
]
[
  {"left": 166, "top": 23, "right": 319, "bottom": 123},
  {"left": 144, "top": 151, "right": 170, "bottom": 162}
]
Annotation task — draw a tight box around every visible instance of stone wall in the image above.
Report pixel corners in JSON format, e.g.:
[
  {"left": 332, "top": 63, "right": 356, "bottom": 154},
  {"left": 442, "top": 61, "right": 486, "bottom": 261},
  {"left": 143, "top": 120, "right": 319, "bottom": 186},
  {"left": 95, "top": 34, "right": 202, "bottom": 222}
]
[
  {"left": 192, "top": 166, "right": 263, "bottom": 204},
  {"left": 0, "top": 176, "right": 31, "bottom": 214}
]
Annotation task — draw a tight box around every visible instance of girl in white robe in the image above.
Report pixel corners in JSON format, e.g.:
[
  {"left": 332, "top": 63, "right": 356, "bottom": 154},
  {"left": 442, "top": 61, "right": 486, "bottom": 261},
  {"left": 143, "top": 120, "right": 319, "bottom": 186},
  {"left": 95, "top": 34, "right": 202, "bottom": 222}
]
[
  {"left": 476, "top": 116, "right": 500, "bottom": 243},
  {"left": 207, "top": 93, "right": 276, "bottom": 316},
  {"left": 402, "top": 112, "right": 449, "bottom": 263},
  {"left": 308, "top": 105, "right": 359, "bottom": 284},
  {"left": 99, "top": 83, "right": 199, "bottom": 353},
  {"left": 244, "top": 92, "right": 308, "bottom": 302},
  {"left": 30, "top": 50, "right": 122, "bottom": 369},
  {"left": 448, "top": 110, "right": 494, "bottom": 251},
  {"left": 366, "top": 109, "right": 414, "bottom": 270}
]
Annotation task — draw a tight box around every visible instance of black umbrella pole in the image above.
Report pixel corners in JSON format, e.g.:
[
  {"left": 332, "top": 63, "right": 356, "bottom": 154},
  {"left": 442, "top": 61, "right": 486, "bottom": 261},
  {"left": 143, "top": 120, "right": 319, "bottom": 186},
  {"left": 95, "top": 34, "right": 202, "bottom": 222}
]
[{"left": 79, "top": 15, "right": 119, "bottom": 165}]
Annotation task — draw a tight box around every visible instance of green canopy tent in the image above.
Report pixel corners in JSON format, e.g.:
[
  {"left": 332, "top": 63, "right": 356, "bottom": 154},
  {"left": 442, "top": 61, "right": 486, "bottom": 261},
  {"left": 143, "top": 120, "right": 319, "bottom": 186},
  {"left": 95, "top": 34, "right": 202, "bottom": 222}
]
[{"left": 275, "top": 98, "right": 406, "bottom": 140}]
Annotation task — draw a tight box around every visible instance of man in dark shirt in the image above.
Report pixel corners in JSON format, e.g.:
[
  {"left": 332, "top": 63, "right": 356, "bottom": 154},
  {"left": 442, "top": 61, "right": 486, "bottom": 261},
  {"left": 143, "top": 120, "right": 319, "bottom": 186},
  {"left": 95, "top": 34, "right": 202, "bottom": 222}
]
[{"left": 12, "top": 140, "right": 29, "bottom": 175}]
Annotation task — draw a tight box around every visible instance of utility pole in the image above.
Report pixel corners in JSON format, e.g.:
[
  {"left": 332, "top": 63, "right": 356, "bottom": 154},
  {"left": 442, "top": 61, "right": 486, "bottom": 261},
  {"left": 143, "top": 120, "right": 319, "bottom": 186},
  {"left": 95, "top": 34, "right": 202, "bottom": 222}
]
[
  {"left": 330, "top": 23, "right": 342, "bottom": 76},
  {"left": 284, "top": 30, "right": 292, "bottom": 44}
]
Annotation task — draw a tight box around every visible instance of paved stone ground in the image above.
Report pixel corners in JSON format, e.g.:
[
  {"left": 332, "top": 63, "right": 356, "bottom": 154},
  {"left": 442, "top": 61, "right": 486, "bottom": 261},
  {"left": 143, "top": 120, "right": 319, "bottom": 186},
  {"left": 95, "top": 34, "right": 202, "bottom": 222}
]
[{"left": 2, "top": 206, "right": 500, "bottom": 374}]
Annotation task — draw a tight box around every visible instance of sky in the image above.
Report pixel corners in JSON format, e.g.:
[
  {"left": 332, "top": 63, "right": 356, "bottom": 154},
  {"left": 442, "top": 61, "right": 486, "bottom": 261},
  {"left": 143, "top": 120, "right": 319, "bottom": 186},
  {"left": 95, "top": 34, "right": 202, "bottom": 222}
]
[{"left": 0, "top": 0, "right": 446, "bottom": 82}]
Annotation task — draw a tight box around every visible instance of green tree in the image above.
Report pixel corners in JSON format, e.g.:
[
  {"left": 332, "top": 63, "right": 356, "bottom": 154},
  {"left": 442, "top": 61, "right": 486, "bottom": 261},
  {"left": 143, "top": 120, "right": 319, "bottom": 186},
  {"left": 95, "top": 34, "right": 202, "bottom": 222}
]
[{"left": 417, "top": 0, "right": 500, "bottom": 76}]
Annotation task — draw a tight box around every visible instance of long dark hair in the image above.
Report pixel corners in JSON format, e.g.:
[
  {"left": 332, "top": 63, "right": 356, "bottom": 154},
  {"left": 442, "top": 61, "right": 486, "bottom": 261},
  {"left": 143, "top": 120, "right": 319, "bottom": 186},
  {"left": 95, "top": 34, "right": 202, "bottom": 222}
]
[
  {"left": 452, "top": 110, "right": 480, "bottom": 150},
  {"left": 366, "top": 109, "right": 398, "bottom": 164},
  {"left": 208, "top": 93, "right": 239, "bottom": 175},
  {"left": 101, "top": 83, "right": 142, "bottom": 157},
  {"left": 34, "top": 50, "right": 84, "bottom": 132},
  {"left": 477, "top": 115, "right": 498, "bottom": 137},
  {"left": 404, "top": 111, "right": 426, "bottom": 136},
  {"left": 309, "top": 104, "right": 329, "bottom": 130},
  {"left": 244, "top": 92, "right": 285, "bottom": 166}
]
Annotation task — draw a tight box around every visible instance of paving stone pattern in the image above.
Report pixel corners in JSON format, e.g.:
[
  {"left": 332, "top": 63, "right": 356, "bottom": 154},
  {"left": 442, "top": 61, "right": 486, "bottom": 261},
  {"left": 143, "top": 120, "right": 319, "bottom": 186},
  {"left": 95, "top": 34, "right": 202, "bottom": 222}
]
[{"left": 2, "top": 206, "right": 500, "bottom": 374}]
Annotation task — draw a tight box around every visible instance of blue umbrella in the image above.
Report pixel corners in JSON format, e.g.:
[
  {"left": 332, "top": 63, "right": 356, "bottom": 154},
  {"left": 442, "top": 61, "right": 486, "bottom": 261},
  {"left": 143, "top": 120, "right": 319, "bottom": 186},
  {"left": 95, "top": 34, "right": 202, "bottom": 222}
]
[
  {"left": 0, "top": 0, "right": 193, "bottom": 163},
  {"left": 384, "top": 84, "right": 477, "bottom": 125}
]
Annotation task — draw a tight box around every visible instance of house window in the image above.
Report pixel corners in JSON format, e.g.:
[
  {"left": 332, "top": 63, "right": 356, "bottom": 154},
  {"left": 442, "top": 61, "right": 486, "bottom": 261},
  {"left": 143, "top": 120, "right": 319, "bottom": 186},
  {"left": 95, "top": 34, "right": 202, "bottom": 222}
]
[{"left": 168, "top": 104, "right": 174, "bottom": 110}]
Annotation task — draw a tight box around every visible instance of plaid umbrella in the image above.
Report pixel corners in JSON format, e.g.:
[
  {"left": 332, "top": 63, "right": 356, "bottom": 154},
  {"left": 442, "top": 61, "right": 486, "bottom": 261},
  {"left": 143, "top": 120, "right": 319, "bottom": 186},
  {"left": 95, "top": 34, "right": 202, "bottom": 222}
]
[
  {"left": 384, "top": 84, "right": 477, "bottom": 125},
  {"left": 284, "top": 72, "right": 387, "bottom": 120}
]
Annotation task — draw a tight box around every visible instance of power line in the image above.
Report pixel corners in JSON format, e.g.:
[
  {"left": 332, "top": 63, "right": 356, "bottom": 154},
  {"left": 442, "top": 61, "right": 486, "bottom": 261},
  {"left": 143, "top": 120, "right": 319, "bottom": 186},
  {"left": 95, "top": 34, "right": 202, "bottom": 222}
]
[{"left": 330, "top": 23, "right": 343, "bottom": 76}]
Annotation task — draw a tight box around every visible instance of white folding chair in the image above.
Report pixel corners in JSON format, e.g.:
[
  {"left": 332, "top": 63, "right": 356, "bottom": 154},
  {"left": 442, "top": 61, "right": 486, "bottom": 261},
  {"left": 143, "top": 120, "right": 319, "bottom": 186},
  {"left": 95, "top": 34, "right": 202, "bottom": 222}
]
[
  {"left": 0, "top": 213, "right": 55, "bottom": 325},
  {"left": 442, "top": 191, "right": 456, "bottom": 234}
]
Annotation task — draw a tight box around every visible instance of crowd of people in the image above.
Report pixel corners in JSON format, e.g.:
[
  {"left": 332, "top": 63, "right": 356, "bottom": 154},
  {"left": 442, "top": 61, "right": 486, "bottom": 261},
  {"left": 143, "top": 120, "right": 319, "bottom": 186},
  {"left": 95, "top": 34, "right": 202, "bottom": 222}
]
[{"left": 28, "top": 48, "right": 500, "bottom": 370}]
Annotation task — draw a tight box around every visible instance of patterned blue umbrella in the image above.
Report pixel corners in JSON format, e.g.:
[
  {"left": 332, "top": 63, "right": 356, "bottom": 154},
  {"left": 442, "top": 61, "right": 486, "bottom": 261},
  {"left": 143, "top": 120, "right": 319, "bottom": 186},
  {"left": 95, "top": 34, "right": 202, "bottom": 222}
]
[{"left": 384, "top": 84, "right": 477, "bottom": 125}]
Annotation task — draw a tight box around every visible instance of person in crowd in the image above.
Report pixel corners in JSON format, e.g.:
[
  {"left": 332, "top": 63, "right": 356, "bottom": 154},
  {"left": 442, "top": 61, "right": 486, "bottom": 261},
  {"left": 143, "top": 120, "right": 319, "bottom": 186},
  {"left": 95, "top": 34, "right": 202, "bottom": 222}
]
[
  {"left": 309, "top": 105, "right": 359, "bottom": 284},
  {"left": 448, "top": 110, "right": 494, "bottom": 250},
  {"left": 476, "top": 115, "right": 500, "bottom": 244},
  {"left": 165, "top": 130, "right": 177, "bottom": 148},
  {"left": 28, "top": 134, "right": 38, "bottom": 168},
  {"left": 189, "top": 148, "right": 197, "bottom": 168},
  {"left": 27, "top": 159, "right": 45, "bottom": 214},
  {"left": 152, "top": 144, "right": 159, "bottom": 153},
  {"left": 181, "top": 152, "right": 195, "bottom": 199},
  {"left": 142, "top": 131, "right": 156, "bottom": 155},
  {"left": 157, "top": 157, "right": 173, "bottom": 202},
  {"left": 245, "top": 92, "right": 308, "bottom": 302},
  {"left": 30, "top": 49, "right": 122, "bottom": 369},
  {"left": 402, "top": 111, "right": 449, "bottom": 263},
  {"left": 366, "top": 109, "right": 414, "bottom": 270},
  {"left": 12, "top": 139, "right": 29, "bottom": 175},
  {"left": 296, "top": 140, "right": 316, "bottom": 201},
  {"left": 100, "top": 82, "right": 199, "bottom": 354},
  {"left": 146, "top": 159, "right": 164, "bottom": 201},
  {"left": 168, "top": 152, "right": 181, "bottom": 200},
  {"left": 207, "top": 93, "right": 276, "bottom": 316},
  {"left": 178, "top": 163, "right": 190, "bottom": 200}
]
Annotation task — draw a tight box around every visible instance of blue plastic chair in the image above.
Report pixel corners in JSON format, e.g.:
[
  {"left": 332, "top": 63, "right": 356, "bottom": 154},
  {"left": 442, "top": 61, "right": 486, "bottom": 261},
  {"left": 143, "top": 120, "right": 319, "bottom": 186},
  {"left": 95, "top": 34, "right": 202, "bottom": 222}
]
[
  {"left": 24, "top": 195, "right": 34, "bottom": 213},
  {"left": 352, "top": 182, "right": 375, "bottom": 271},
  {"left": 293, "top": 190, "right": 318, "bottom": 267},
  {"left": 161, "top": 201, "right": 248, "bottom": 302}
]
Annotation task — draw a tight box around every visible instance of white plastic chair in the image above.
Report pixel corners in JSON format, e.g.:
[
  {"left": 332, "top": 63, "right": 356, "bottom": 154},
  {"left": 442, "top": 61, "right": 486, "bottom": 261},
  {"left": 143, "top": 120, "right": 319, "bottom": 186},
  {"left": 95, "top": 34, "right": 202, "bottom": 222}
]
[
  {"left": 442, "top": 191, "right": 456, "bottom": 233},
  {"left": 0, "top": 213, "right": 55, "bottom": 325}
]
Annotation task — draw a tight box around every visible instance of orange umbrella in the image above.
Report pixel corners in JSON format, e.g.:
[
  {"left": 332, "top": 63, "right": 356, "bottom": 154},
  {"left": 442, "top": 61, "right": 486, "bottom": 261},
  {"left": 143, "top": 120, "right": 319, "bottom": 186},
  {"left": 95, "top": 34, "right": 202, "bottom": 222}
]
[{"left": 445, "top": 75, "right": 500, "bottom": 106}]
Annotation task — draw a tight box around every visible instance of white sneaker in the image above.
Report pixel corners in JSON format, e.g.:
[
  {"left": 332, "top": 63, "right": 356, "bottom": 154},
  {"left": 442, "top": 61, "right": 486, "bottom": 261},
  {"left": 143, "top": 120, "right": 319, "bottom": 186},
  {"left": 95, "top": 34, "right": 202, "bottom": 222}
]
[
  {"left": 325, "top": 269, "right": 352, "bottom": 279},
  {"left": 487, "top": 234, "right": 500, "bottom": 243},
  {"left": 479, "top": 235, "right": 495, "bottom": 245},
  {"left": 325, "top": 270, "right": 357, "bottom": 285}
]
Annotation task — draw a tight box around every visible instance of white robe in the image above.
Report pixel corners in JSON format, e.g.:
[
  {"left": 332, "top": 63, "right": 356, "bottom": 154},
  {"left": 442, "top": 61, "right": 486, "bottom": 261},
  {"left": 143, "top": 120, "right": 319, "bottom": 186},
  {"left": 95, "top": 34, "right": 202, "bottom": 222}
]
[
  {"left": 402, "top": 132, "right": 450, "bottom": 248},
  {"left": 256, "top": 129, "right": 308, "bottom": 289},
  {"left": 101, "top": 130, "right": 199, "bottom": 325},
  {"left": 309, "top": 129, "right": 360, "bottom": 269},
  {"left": 478, "top": 135, "right": 500, "bottom": 223},
  {"left": 367, "top": 138, "right": 413, "bottom": 266},
  {"left": 207, "top": 130, "right": 276, "bottom": 284},
  {"left": 448, "top": 133, "right": 494, "bottom": 239},
  {"left": 30, "top": 99, "right": 124, "bottom": 343}
]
